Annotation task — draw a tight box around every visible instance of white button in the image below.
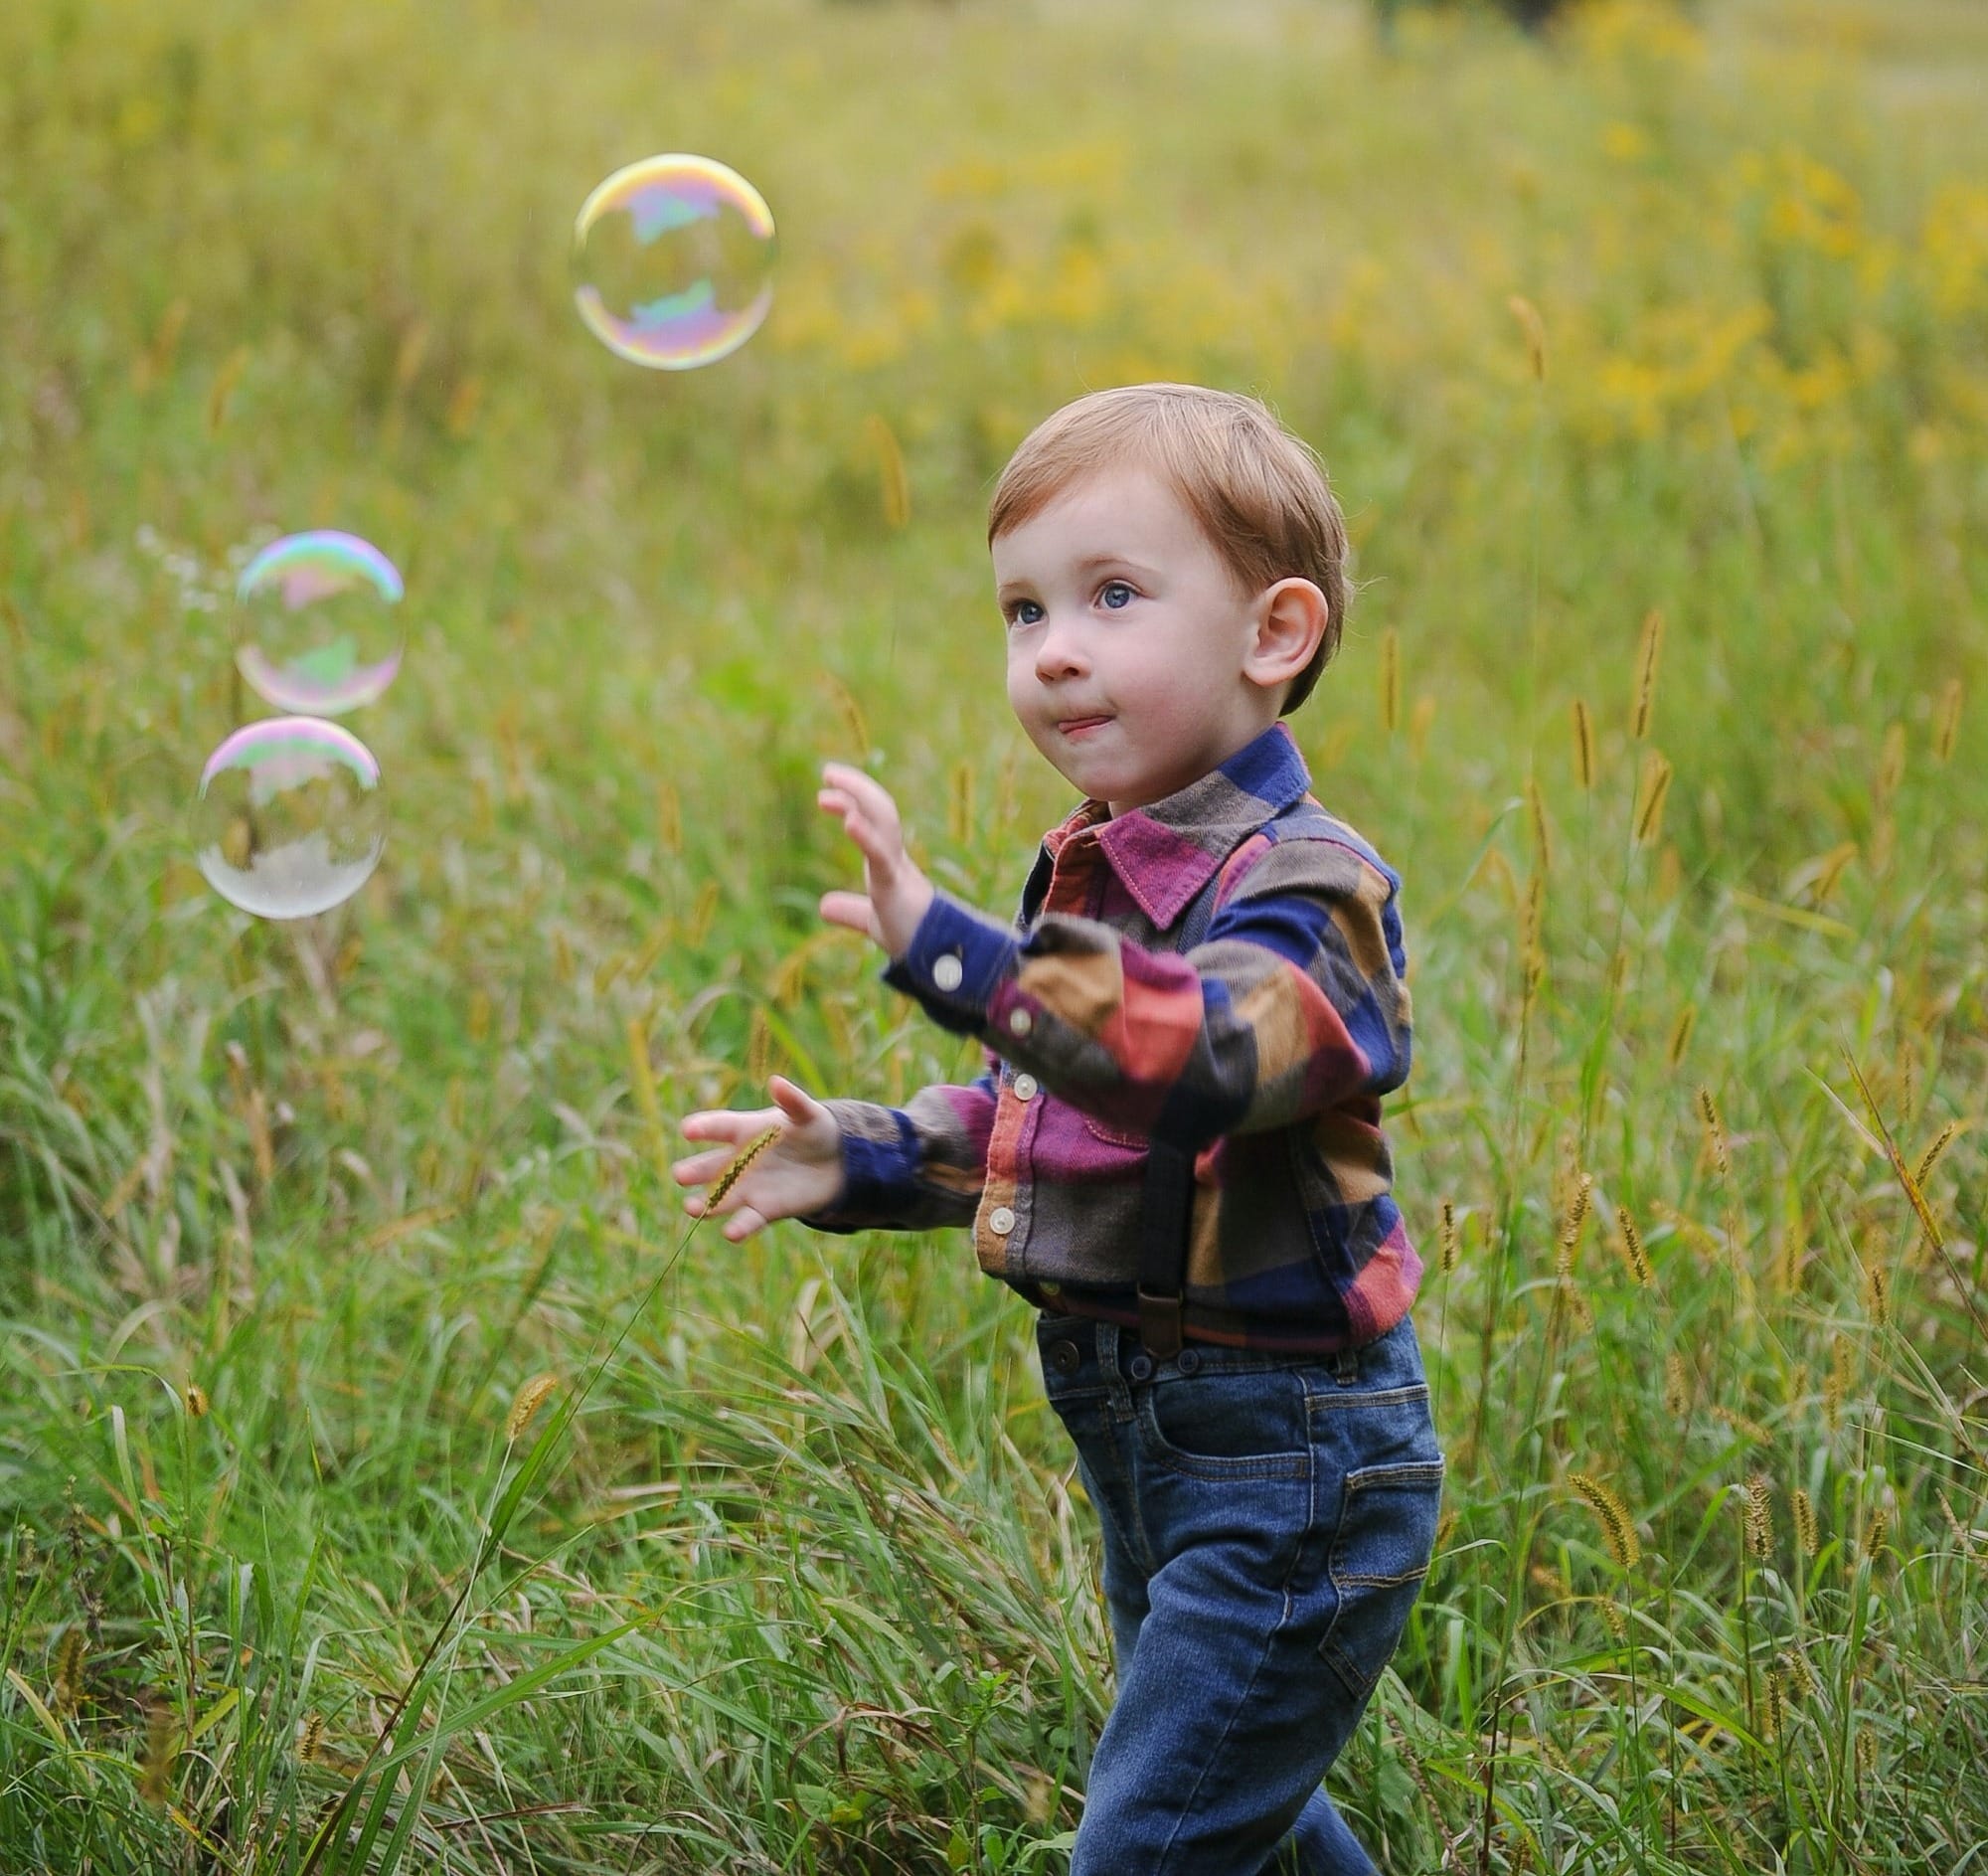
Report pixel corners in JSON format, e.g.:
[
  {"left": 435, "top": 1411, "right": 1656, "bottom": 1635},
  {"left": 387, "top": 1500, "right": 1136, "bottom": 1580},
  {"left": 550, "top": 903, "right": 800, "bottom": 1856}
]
[
  {"left": 932, "top": 953, "right": 964, "bottom": 992},
  {"left": 1008, "top": 1007, "right": 1034, "bottom": 1037},
  {"left": 989, "top": 1205, "right": 1016, "bottom": 1235},
  {"left": 1012, "top": 1073, "right": 1038, "bottom": 1102}
]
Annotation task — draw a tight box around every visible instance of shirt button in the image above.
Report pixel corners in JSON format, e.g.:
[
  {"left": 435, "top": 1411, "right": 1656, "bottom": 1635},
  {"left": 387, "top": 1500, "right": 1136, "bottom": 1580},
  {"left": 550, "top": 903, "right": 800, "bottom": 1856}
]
[
  {"left": 1127, "top": 1352, "right": 1154, "bottom": 1382},
  {"left": 988, "top": 1205, "right": 1016, "bottom": 1235},
  {"left": 1012, "top": 1073, "right": 1038, "bottom": 1102},
  {"left": 1048, "top": 1339, "right": 1080, "bottom": 1376},
  {"left": 931, "top": 953, "right": 964, "bottom": 992},
  {"left": 1176, "top": 1347, "right": 1202, "bottom": 1375},
  {"left": 1008, "top": 1007, "right": 1033, "bottom": 1037}
]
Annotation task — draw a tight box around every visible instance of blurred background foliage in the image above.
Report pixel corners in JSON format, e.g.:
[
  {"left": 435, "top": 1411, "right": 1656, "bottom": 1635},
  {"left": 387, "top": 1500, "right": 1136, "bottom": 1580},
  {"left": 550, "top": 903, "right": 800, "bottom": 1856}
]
[{"left": 1, "top": 0, "right": 1985, "bottom": 1870}]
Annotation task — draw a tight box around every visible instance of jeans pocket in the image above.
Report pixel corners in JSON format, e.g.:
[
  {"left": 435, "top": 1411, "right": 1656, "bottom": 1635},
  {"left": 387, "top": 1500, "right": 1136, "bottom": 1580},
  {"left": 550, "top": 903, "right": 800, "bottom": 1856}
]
[
  {"left": 1318, "top": 1457, "right": 1445, "bottom": 1701},
  {"left": 1136, "top": 1368, "right": 1310, "bottom": 1478}
]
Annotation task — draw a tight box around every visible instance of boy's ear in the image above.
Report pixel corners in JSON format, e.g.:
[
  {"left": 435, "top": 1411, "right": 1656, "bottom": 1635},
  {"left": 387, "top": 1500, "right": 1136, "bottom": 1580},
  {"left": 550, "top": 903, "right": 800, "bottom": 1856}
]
[{"left": 1244, "top": 578, "right": 1329, "bottom": 693}]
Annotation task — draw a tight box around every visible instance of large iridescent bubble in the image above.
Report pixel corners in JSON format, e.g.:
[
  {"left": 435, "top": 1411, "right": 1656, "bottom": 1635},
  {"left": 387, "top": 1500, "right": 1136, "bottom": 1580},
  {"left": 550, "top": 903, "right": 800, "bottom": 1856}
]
[
  {"left": 573, "top": 154, "right": 776, "bottom": 369},
  {"left": 235, "top": 531, "right": 405, "bottom": 717},
  {"left": 191, "top": 718, "right": 387, "bottom": 920}
]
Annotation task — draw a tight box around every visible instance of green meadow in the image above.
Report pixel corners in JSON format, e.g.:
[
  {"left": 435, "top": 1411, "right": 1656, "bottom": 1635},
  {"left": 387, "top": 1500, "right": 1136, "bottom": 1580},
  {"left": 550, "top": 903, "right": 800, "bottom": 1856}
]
[{"left": 3, "top": 0, "right": 1985, "bottom": 1867}]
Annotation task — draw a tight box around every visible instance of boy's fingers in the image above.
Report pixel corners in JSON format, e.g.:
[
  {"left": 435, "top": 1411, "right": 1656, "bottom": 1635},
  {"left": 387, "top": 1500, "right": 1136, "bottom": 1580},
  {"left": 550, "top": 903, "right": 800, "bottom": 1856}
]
[
  {"left": 768, "top": 1076, "right": 825, "bottom": 1122},
  {"left": 722, "top": 1205, "right": 767, "bottom": 1242},
  {"left": 820, "top": 890, "right": 881, "bottom": 939},
  {"left": 818, "top": 791, "right": 884, "bottom": 860},
  {"left": 822, "top": 762, "right": 895, "bottom": 811},
  {"left": 680, "top": 1107, "right": 779, "bottom": 1142},
  {"left": 672, "top": 1148, "right": 744, "bottom": 1186},
  {"left": 820, "top": 767, "right": 902, "bottom": 839}
]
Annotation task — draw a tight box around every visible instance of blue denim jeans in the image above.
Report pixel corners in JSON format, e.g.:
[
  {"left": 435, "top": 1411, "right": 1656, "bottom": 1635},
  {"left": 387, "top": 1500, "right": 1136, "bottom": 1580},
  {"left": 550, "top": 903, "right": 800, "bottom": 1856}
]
[{"left": 1035, "top": 1310, "right": 1444, "bottom": 1876}]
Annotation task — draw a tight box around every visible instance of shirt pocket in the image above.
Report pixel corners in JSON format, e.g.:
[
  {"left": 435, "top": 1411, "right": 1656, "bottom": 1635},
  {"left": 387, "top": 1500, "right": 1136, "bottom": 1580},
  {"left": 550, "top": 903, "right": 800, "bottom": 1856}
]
[
  {"left": 1078, "top": 1110, "right": 1150, "bottom": 1153},
  {"left": 1317, "top": 1457, "right": 1445, "bottom": 1703}
]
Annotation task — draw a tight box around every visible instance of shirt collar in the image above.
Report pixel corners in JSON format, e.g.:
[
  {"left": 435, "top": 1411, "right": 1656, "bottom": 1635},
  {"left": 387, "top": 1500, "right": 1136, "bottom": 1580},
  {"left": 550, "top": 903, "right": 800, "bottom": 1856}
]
[{"left": 1043, "top": 722, "right": 1313, "bottom": 932}]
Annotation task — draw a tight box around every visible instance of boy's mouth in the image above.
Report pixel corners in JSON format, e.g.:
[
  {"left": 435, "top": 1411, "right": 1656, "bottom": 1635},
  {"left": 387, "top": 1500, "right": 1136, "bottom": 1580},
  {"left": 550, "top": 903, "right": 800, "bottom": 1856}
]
[{"left": 1056, "top": 715, "right": 1112, "bottom": 738}]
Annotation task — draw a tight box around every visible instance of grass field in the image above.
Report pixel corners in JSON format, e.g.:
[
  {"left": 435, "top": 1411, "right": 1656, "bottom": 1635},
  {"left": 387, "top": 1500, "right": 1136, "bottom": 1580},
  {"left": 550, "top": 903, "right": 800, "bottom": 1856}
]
[{"left": 3, "top": 0, "right": 1985, "bottom": 1868}]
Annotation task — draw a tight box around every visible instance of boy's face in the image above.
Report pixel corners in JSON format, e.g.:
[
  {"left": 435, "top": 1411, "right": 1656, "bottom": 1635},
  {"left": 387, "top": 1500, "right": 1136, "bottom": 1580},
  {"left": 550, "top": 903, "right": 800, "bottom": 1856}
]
[{"left": 992, "top": 466, "right": 1293, "bottom": 817}]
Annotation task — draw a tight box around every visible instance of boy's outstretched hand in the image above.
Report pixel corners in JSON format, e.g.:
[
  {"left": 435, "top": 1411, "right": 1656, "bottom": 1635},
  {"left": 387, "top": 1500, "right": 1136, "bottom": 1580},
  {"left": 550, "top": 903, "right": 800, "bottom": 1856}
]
[
  {"left": 817, "top": 763, "right": 935, "bottom": 959},
  {"left": 673, "top": 1075, "right": 844, "bottom": 1242}
]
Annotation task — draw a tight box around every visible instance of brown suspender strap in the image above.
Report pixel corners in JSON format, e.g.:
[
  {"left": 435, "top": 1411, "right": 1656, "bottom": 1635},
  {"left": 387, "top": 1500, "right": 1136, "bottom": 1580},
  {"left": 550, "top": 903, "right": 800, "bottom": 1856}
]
[{"left": 1136, "top": 1137, "right": 1196, "bottom": 1359}]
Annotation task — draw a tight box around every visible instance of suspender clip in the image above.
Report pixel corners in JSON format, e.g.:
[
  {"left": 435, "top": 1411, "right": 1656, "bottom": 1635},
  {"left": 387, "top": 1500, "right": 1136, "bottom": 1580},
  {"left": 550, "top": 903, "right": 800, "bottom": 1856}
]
[{"left": 1136, "top": 1288, "right": 1184, "bottom": 1361}]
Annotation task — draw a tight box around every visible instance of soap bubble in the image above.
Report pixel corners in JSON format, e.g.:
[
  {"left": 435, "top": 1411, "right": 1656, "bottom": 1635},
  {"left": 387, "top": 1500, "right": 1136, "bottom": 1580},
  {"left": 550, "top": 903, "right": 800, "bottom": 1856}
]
[
  {"left": 573, "top": 153, "right": 776, "bottom": 369},
  {"left": 235, "top": 531, "right": 405, "bottom": 716},
  {"left": 192, "top": 718, "right": 387, "bottom": 920}
]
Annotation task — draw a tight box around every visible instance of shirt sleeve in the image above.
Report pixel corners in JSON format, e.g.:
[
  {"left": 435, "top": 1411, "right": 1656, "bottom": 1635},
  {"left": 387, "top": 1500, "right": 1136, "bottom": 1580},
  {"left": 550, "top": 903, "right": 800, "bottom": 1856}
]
[
  {"left": 796, "top": 1054, "right": 998, "bottom": 1234},
  {"left": 879, "top": 835, "right": 1411, "bottom": 1150}
]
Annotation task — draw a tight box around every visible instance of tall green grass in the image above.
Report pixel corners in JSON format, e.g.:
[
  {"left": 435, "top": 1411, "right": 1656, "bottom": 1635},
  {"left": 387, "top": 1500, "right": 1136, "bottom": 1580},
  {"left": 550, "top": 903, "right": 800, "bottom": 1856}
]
[{"left": 3, "top": 0, "right": 1984, "bottom": 1868}]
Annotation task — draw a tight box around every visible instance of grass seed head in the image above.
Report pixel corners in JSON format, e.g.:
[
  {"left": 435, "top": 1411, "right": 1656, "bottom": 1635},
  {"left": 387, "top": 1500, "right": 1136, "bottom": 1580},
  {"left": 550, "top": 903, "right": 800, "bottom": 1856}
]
[
  {"left": 1665, "top": 1002, "right": 1697, "bottom": 1070},
  {"left": 1864, "top": 1505, "right": 1888, "bottom": 1561},
  {"left": 825, "top": 671, "right": 870, "bottom": 757},
  {"left": 1663, "top": 1351, "right": 1690, "bottom": 1418},
  {"left": 866, "top": 412, "right": 911, "bottom": 529},
  {"left": 1408, "top": 692, "right": 1436, "bottom": 758},
  {"left": 709, "top": 1125, "right": 783, "bottom": 1210},
  {"left": 53, "top": 1626, "right": 86, "bottom": 1713},
  {"left": 1913, "top": 1120, "right": 1959, "bottom": 1189},
  {"left": 1439, "top": 1198, "right": 1460, "bottom": 1274},
  {"left": 1568, "top": 1470, "right": 1640, "bottom": 1569},
  {"left": 1571, "top": 697, "right": 1595, "bottom": 790},
  {"left": 1634, "top": 749, "right": 1674, "bottom": 845},
  {"left": 1697, "top": 1086, "right": 1728, "bottom": 1178},
  {"left": 1559, "top": 1172, "right": 1592, "bottom": 1254},
  {"left": 1745, "top": 1473, "right": 1774, "bottom": 1558},
  {"left": 1861, "top": 1256, "right": 1890, "bottom": 1328},
  {"left": 1877, "top": 720, "right": 1906, "bottom": 801},
  {"left": 1526, "top": 773, "right": 1553, "bottom": 875},
  {"left": 1778, "top": 1646, "right": 1817, "bottom": 1701},
  {"left": 138, "top": 1695, "right": 176, "bottom": 1804},
  {"left": 948, "top": 759, "right": 976, "bottom": 845},
  {"left": 298, "top": 1711, "right": 325, "bottom": 1765},
  {"left": 1827, "top": 1335, "right": 1855, "bottom": 1422},
  {"left": 1811, "top": 841, "right": 1857, "bottom": 904},
  {"left": 1931, "top": 678, "right": 1963, "bottom": 764},
  {"left": 1793, "top": 1486, "right": 1818, "bottom": 1557},
  {"left": 506, "top": 1373, "right": 560, "bottom": 1443},
  {"left": 1379, "top": 626, "right": 1401, "bottom": 734},
  {"left": 1631, "top": 607, "right": 1665, "bottom": 740},
  {"left": 1615, "top": 1206, "right": 1651, "bottom": 1285}
]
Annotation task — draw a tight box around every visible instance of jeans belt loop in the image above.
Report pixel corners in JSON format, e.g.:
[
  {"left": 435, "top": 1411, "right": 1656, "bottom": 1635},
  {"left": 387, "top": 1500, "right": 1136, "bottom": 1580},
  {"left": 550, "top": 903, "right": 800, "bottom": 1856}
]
[{"left": 1095, "top": 1320, "right": 1135, "bottom": 1421}]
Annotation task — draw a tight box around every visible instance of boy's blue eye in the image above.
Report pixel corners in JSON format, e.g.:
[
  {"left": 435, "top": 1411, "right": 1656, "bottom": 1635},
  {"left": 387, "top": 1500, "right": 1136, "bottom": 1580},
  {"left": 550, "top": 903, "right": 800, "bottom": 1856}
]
[
  {"left": 1007, "top": 599, "right": 1044, "bottom": 627},
  {"left": 1100, "top": 582, "right": 1134, "bottom": 609}
]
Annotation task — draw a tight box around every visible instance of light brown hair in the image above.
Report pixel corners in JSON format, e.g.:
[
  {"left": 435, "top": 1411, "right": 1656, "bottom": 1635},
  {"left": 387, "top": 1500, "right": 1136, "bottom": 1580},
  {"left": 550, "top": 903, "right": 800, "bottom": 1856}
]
[{"left": 987, "top": 383, "right": 1351, "bottom": 714}]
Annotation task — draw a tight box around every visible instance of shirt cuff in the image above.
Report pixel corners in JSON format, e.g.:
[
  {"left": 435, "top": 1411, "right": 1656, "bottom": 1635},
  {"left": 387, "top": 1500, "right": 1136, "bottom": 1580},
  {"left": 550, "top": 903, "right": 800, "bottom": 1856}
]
[
  {"left": 881, "top": 889, "right": 1019, "bottom": 1034},
  {"left": 795, "top": 1102, "right": 919, "bottom": 1233}
]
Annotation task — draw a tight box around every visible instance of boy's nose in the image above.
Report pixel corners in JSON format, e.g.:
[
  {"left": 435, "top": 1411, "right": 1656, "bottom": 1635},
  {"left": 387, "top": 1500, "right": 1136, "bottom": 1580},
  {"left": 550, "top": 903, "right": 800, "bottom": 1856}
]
[{"left": 1033, "top": 617, "right": 1088, "bottom": 681}]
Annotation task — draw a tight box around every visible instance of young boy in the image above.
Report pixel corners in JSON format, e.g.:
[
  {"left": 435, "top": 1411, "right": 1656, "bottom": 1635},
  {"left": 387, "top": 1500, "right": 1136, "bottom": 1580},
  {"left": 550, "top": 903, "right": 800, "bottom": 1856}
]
[{"left": 673, "top": 383, "right": 1443, "bottom": 1875}]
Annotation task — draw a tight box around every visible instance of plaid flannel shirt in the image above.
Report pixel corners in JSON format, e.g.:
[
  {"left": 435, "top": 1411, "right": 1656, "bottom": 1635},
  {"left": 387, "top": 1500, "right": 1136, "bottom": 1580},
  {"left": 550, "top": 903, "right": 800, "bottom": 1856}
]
[{"left": 802, "top": 721, "right": 1422, "bottom": 1352}]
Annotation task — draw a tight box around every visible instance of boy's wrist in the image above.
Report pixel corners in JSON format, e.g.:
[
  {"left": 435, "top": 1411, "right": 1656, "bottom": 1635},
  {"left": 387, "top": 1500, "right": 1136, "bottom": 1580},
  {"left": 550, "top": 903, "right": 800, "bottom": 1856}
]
[{"left": 879, "top": 872, "right": 936, "bottom": 959}]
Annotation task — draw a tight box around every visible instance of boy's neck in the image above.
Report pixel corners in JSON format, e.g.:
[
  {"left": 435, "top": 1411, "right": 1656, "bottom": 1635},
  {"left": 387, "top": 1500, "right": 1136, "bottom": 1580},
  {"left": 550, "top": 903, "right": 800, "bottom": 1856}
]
[{"left": 1103, "top": 715, "right": 1287, "bottom": 820}]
